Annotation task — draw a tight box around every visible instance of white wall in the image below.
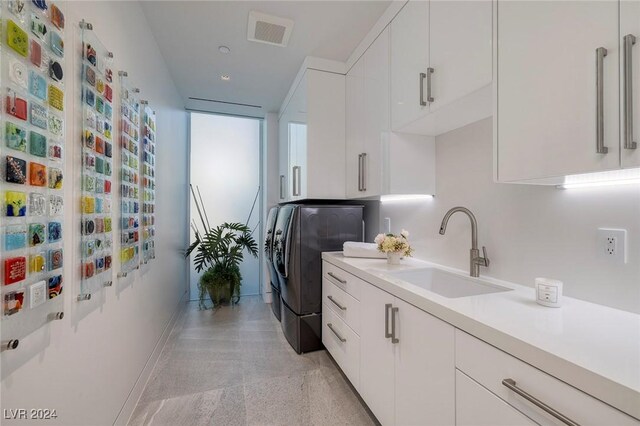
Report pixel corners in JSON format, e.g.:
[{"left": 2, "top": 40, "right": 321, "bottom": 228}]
[
  {"left": 380, "top": 118, "right": 640, "bottom": 314},
  {"left": 1, "top": 2, "right": 189, "bottom": 425}
]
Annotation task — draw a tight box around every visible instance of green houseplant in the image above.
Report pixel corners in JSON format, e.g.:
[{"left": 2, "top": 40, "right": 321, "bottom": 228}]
[{"left": 185, "top": 186, "right": 258, "bottom": 309}]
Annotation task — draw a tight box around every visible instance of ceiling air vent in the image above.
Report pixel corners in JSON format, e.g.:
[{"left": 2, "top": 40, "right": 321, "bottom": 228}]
[{"left": 247, "top": 11, "right": 294, "bottom": 47}]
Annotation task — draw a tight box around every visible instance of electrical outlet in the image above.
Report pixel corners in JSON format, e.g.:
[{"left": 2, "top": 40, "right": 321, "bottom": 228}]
[
  {"left": 598, "top": 228, "right": 627, "bottom": 264},
  {"left": 384, "top": 217, "right": 391, "bottom": 234},
  {"left": 605, "top": 236, "right": 617, "bottom": 255}
]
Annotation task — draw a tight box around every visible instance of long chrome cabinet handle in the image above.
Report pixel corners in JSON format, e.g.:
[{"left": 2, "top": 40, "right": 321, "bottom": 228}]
[
  {"left": 384, "top": 303, "right": 393, "bottom": 338},
  {"left": 327, "top": 295, "right": 347, "bottom": 311},
  {"left": 419, "top": 72, "right": 427, "bottom": 106},
  {"left": 502, "top": 379, "right": 580, "bottom": 426},
  {"left": 327, "top": 272, "right": 347, "bottom": 284},
  {"left": 624, "top": 34, "right": 637, "bottom": 150},
  {"left": 296, "top": 166, "right": 302, "bottom": 196},
  {"left": 292, "top": 166, "right": 301, "bottom": 196},
  {"left": 595, "top": 47, "right": 609, "bottom": 154},
  {"left": 426, "top": 67, "right": 435, "bottom": 103},
  {"left": 327, "top": 323, "right": 346, "bottom": 342},
  {"left": 391, "top": 307, "right": 399, "bottom": 343},
  {"left": 360, "top": 153, "right": 367, "bottom": 191},
  {"left": 292, "top": 166, "right": 297, "bottom": 196},
  {"left": 279, "top": 175, "right": 285, "bottom": 200},
  {"left": 357, "top": 154, "right": 363, "bottom": 191}
]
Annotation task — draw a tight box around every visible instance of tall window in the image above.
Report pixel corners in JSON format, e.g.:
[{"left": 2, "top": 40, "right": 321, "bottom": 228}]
[{"left": 189, "top": 113, "right": 262, "bottom": 299}]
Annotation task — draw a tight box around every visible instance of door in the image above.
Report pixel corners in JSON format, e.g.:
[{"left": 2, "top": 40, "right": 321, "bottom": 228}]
[
  {"left": 497, "top": 1, "right": 620, "bottom": 182},
  {"left": 429, "top": 1, "right": 492, "bottom": 112},
  {"left": 359, "top": 283, "right": 396, "bottom": 425},
  {"left": 621, "top": 0, "right": 640, "bottom": 168},
  {"left": 346, "top": 55, "right": 365, "bottom": 198},
  {"left": 394, "top": 297, "right": 455, "bottom": 426},
  {"left": 390, "top": 0, "right": 429, "bottom": 131},
  {"left": 362, "top": 27, "right": 390, "bottom": 197}
]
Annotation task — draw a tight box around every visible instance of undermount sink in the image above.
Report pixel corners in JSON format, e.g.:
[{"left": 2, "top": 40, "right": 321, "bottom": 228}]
[{"left": 385, "top": 268, "right": 512, "bottom": 298}]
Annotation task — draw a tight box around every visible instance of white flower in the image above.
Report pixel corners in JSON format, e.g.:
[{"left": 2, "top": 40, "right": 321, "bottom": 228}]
[
  {"left": 374, "top": 233, "right": 385, "bottom": 245},
  {"left": 401, "top": 229, "right": 409, "bottom": 239}
]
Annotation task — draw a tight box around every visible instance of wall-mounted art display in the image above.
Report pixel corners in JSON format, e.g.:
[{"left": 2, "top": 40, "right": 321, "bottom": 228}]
[
  {"left": 118, "top": 72, "right": 140, "bottom": 276},
  {"left": 1, "top": 0, "right": 66, "bottom": 348},
  {"left": 141, "top": 104, "right": 156, "bottom": 263},
  {"left": 79, "top": 21, "right": 114, "bottom": 297}
]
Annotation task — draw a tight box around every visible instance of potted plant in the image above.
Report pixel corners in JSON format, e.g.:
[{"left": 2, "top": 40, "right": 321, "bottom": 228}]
[{"left": 185, "top": 186, "right": 258, "bottom": 309}]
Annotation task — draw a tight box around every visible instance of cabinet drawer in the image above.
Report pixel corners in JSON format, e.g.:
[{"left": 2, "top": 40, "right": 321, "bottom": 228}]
[
  {"left": 456, "top": 330, "right": 638, "bottom": 425},
  {"left": 322, "top": 303, "right": 360, "bottom": 390},
  {"left": 322, "top": 261, "right": 362, "bottom": 301},
  {"left": 456, "top": 369, "right": 536, "bottom": 426},
  {"left": 322, "top": 277, "right": 360, "bottom": 335}
]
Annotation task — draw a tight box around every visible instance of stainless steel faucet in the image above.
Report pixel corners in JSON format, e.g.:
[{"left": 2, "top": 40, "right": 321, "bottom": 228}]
[{"left": 439, "top": 207, "right": 490, "bottom": 277}]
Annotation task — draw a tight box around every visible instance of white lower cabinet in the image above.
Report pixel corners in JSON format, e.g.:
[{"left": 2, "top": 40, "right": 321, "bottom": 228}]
[
  {"left": 455, "top": 330, "right": 639, "bottom": 426},
  {"left": 322, "top": 303, "right": 360, "bottom": 389},
  {"left": 456, "top": 369, "right": 536, "bottom": 426},
  {"left": 322, "top": 261, "right": 640, "bottom": 426},
  {"left": 322, "top": 263, "right": 455, "bottom": 426},
  {"left": 359, "top": 278, "right": 455, "bottom": 426},
  {"left": 358, "top": 279, "right": 396, "bottom": 425}
]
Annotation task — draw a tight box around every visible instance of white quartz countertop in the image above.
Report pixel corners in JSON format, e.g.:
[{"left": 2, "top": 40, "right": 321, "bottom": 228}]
[{"left": 322, "top": 252, "right": 640, "bottom": 420}]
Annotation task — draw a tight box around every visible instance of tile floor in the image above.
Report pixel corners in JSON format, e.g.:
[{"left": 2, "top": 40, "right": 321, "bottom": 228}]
[{"left": 129, "top": 296, "right": 377, "bottom": 425}]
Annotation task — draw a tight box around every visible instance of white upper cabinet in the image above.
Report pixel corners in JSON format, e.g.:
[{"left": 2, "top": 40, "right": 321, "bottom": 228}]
[
  {"left": 429, "top": 1, "right": 492, "bottom": 112},
  {"left": 347, "top": 28, "right": 389, "bottom": 199},
  {"left": 621, "top": 0, "right": 640, "bottom": 169},
  {"left": 346, "top": 48, "right": 367, "bottom": 199},
  {"left": 495, "top": 1, "right": 622, "bottom": 182},
  {"left": 390, "top": 0, "right": 429, "bottom": 130},
  {"left": 288, "top": 121, "right": 308, "bottom": 201},
  {"left": 279, "top": 69, "right": 346, "bottom": 201},
  {"left": 278, "top": 114, "right": 289, "bottom": 201},
  {"left": 390, "top": 0, "right": 493, "bottom": 136},
  {"left": 346, "top": 27, "right": 436, "bottom": 199}
]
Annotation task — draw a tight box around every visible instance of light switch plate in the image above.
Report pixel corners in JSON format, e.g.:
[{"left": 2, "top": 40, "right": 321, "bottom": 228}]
[{"left": 597, "top": 228, "right": 627, "bottom": 264}]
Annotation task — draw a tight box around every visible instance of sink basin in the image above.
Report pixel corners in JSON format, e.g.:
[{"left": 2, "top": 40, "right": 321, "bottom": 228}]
[{"left": 386, "top": 268, "right": 512, "bottom": 298}]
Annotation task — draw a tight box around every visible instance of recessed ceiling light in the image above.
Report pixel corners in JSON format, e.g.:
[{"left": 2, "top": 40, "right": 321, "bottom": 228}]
[
  {"left": 221, "top": 75, "right": 231, "bottom": 81},
  {"left": 218, "top": 45, "right": 231, "bottom": 54}
]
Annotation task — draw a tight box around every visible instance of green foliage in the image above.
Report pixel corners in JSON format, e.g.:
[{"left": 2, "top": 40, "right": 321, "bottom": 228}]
[{"left": 186, "top": 222, "right": 258, "bottom": 308}]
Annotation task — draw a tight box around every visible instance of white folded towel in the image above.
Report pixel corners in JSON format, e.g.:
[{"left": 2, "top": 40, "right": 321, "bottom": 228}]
[{"left": 343, "top": 242, "right": 386, "bottom": 259}]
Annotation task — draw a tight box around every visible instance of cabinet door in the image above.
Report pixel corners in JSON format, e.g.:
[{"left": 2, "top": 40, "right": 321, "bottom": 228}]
[
  {"left": 497, "top": 1, "right": 620, "bottom": 182},
  {"left": 362, "top": 27, "right": 390, "bottom": 197},
  {"left": 621, "top": 0, "right": 640, "bottom": 168},
  {"left": 390, "top": 0, "right": 429, "bottom": 131},
  {"left": 346, "top": 56, "right": 365, "bottom": 198},
  {"left": 359, "top": 283, "right": 396, "bottom": 425},
  {"left": 287, "top": 122, "right": 298, "bottom": 200},
  {"left": 429, "top": 1, "right": 492, "bottom": 112},
  {"left": 455, "top": 370, "right": 536, "bottom": 426},
  {"left": 288, "top": 122, "right": 307, "bottom": 200},
  {"left": 394, "top": 297, "right": 455, "bottom": 426},
  {"left": 279, "top": 116, "right": 290, "bottom": 201}
]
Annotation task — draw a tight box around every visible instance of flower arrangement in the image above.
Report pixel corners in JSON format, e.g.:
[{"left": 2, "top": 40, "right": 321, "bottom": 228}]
[{"left": 374, "top": 229, "right": 413, "bottom": 257}]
